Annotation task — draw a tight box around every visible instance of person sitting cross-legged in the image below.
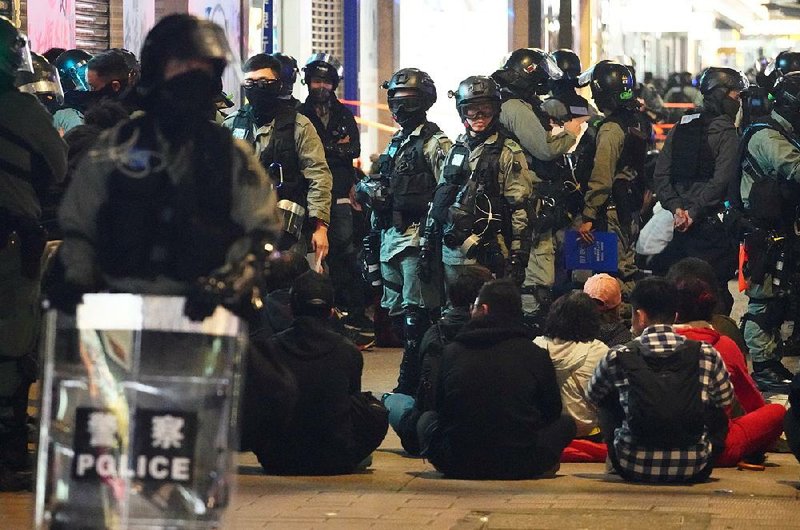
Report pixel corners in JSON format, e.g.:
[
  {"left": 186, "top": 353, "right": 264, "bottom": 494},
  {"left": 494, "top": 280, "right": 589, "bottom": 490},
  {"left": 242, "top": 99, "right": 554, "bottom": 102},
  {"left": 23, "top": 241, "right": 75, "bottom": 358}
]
[
  {"left": 417, "top": 279, "right": 576, "bottom": 479},
  {"left": 587, "top": 277, "right": 734, "bottom": 483}
]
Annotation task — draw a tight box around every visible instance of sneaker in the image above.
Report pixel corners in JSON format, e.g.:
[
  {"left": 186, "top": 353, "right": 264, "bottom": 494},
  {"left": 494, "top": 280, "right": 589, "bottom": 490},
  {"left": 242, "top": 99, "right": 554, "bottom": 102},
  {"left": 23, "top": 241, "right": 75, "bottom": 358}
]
[
  {"left": 345, "top": 327, "right": 375, "bottom": 351},
  {"left": 342, "top": 312, "right": 375, "bottom": 335},
  {"left": 752, "top": 364, "right": 792, "bottom": 394}
]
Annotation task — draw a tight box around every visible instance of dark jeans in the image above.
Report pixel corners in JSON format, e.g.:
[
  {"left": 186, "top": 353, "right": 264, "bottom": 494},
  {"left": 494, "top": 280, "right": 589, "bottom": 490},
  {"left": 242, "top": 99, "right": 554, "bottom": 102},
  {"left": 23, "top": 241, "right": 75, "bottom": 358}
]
[
  {"left": 649, "top": 216, "right": 736, "bottom": 314},
  {"left": 328, "top": 203, "right": 366, "bottom": 315},
  {"left": 417, "top": 411, "right": 576, "bottom": 480},
  {"left": 597, "top": 398, "right": 715, "bottom": 483}
]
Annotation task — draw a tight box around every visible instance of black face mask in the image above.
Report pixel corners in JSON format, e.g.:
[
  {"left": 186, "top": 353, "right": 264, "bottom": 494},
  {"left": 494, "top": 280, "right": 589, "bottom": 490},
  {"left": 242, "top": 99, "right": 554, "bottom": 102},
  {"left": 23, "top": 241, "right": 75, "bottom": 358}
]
[
  {"left": 95, "top": 80, "right": 125, "bottom": 100},
  {"left": 146, "top": 70, "right": 217, "bottom": 137},
  {"left": 309, "top": 87, "right": 331, "bottom": 103},
  {"left": 721, "top": 95, "right": 741, "bottom": 121},
  {"left": 245, "top": 83, "right": 281, "bottom": 125},
  {"left": 389, "top": 96, "right": 426, "bottom": 129}
]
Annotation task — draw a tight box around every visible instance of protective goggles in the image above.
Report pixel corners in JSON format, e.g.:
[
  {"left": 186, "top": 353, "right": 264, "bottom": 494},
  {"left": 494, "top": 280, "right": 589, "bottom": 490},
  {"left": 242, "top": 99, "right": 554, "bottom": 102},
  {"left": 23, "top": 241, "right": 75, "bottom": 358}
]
[
  {"left": 242, "top": 78, "right": 280, "bottom": 90},
  {"left": 461, "top": 101, "right": 497, "bottom": 120}
]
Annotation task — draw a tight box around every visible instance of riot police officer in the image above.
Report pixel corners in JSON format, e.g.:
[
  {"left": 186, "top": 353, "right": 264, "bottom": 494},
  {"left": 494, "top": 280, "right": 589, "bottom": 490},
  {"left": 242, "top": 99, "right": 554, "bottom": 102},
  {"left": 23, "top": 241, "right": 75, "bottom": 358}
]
[
  {"left": 491, "top": 48, "right": 584, "bottom": 323},
  {"left": 738, "top": 72, "right": 800, "bottom": 392},
  {"left": 55, "top": 14, "right": 281, "bottom": 298},
  {"left": 362, "top": 68, "right": 452, "bottom": 395},
  {"left": 652, "top": 67, "right": 748, "bottom": 312},
  {"left": 298, "top": 54, "right": 368, "bottom": 334},
  {"left": 274, "top": 52, "right": 301, "bottom": 109},
  {"left": 15, "top": 52, "right": 63, "bottom": 113},
  {"left": 431, "top": 75, "right": 534, "bottom": 288},
  {"left": 0, "top": 16, "right": 68, "bottom": 490},
  {"left": 223, "top": 53, "right": 332, "bottom": 264},
  {"left": 542, "top": 48, "right": 597, "bottom": 122},
  {"left": 577, "top": 61, "right": 647, "bottom": 293},
  {"left": 52, "top": 49, "right": 92, "bottom": 132}
]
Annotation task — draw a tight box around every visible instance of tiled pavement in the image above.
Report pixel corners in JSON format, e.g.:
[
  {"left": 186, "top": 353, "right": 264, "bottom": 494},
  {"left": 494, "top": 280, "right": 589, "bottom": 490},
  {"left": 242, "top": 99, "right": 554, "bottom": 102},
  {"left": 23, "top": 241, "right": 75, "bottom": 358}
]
[{"left": 2, "top": 347, "right": 800, "bottom": 529}]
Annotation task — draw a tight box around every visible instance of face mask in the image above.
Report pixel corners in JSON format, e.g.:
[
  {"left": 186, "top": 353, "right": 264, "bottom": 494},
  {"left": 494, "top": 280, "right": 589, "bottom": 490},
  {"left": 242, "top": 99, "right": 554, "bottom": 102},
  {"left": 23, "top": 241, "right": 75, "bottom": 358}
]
[
  {"left": 148, "top": 70, "right": 217, "bottom": 132},
  {"left": 389, "top": 96, "right": 426, "bottom": 128},
  {"left": 309, "top": 87, "right": 331, "bottom": 103},
  {"left": 95, "top": 80, "right": 125, "bottom": 100},
  {"left": 245, "top": 82, "right": 281, "bottom": 125},
  {"left": 721, "top": 95, "right": 741, "bottom": 121}
]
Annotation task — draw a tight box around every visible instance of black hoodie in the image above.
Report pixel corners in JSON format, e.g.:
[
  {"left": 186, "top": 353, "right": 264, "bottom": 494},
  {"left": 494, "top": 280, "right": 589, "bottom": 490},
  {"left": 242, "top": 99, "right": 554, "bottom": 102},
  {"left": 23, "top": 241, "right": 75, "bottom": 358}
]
[
  {"left": 251, "top": 316, "right": 364, "bottom": 475},
  {"left": 430, "top": 317, "right": 562, "bottom": 476}
]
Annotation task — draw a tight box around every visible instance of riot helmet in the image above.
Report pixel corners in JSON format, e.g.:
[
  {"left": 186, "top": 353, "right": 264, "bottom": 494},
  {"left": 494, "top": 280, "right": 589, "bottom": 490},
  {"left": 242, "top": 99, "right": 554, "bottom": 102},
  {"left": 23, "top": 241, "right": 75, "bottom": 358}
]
[
  {"left": 766, "top": 51, "right": 800, "bottom": 79},
  {"left": 273, "top": 52, "right": 299, "bottom": 96},
  {"left": 771, "top": 72, "right": 800, "bottom": 125},
  {"left": 578, "top": 61, "right": 636, "bottom": 111},
  {"left": 55, "top": 49, "right": 92, "bottom": 91},
  {"left": 698, "top": 67, "right": 748, "bottom": 119},
  {"left": 492, "top": 47, "right": 563, "bottom": 98},
  {"left": 15, "top": 52, "right": 64, "bottom": 111},
  {"left": 303, "top": 53, "right": 342, "bottom": 90},
  {"left": 137, "top": 14, "right": 232, "bottom": 127},
  {"left": 383, "top": 67, "right": 437, "bottom": 127},
  {"left": 552, "top": 49, "right": 582, "bottom": 79},
  {"left": 450, "top": 75, "right": 501, "bottom": 121},
  {"left": 138, "top": 14, "right": 231, "bottom": 95},
  {"left": 0, "top": 16, "right": 33, "bottom": 83}
]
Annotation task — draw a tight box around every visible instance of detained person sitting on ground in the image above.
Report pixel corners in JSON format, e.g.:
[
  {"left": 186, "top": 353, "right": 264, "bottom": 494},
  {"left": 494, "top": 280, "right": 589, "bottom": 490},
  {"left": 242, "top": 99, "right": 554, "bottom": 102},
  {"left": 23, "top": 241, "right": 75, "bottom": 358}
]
[
  {"left": 417, "top": 279, "right": 576, "bottom": 479},
  {"left": 668, "top": 262, "right": 785, "bottom": 467},
  {"left": 247, "top": 271, "right": 388, "bottom": 476},
  {"left": 382, "top": 265, "right": 493, "bottom": 456},
  {"left": 587, "top": 277, "right": 734, "bottom": 483},
  {"left": 582, "top": 273, "right": 632, "bottom": 347},
  {"left": 534, "top": 291, "right": 609, "bottom": 439}
]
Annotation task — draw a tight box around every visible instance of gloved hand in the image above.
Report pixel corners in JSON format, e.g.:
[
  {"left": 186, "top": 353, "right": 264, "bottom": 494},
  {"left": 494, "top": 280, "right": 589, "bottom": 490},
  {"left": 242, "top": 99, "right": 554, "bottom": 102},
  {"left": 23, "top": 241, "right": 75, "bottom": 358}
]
[
  {"left": 362, "top": 232, "right": 381, "bottom": 254},
  {"left": 417, "top": 248, "right": 433, "bottom": 284},
  {"left": 44, "top": 280, "right": 87, "bottom": 315},
  {"left": 184, "top": 278, "right": 222, "bottom": 322},
  {"left": 509, "top": 252, "right": 527, "bottom": 286}
]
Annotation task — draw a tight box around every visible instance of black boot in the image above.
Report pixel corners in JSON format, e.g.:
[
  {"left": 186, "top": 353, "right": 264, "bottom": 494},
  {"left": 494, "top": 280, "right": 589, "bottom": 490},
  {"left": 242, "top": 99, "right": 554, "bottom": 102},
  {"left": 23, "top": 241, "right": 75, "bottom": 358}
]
[
  {"left": 393, "top": 307, "right": 430, "bottom": 396},
  {"left": 752, "top": 359, "right": 794, "bottom": 393}
]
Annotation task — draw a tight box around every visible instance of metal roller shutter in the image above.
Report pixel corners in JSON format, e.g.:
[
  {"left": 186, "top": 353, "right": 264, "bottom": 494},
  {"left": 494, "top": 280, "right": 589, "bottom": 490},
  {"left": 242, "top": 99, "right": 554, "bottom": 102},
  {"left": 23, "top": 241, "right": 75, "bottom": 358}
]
[{"left": 75, "top": 0, "right": 110, "bottom": 53}]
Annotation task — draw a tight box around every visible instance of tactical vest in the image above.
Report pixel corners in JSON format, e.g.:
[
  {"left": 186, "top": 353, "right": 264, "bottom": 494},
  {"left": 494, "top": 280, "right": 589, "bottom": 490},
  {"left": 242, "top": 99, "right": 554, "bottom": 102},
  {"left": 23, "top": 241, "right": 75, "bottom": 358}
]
[
  {"left": 378, "top": 122, "right": 441, "bottom": 229},
  {"left": 548, "top": 91, "right": 592, "bottom": 119},
  {"left": 739, "top": 116, "right": 800, "bottom": 230},
  {"left": 434, "top": 130, "right": 508, "bottom": 241},
  {"left": 670, "top": 112, "right": 716, "bottom": 184},
  {"left": 96, "top": 116, "right": 243, "bottom": 282},
  {"left": 573, "top": 110, "right": 647, "bottom": 222},
  {"left": 233, "top": 106, "right": 307, "bottom": 208}
]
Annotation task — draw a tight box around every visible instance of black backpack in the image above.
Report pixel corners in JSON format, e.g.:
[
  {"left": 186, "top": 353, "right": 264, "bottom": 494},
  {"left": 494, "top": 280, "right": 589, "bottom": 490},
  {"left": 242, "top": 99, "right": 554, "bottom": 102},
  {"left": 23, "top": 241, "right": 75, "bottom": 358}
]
[{"left": 617, "top": 340, "right": 704, "bottom": 448}]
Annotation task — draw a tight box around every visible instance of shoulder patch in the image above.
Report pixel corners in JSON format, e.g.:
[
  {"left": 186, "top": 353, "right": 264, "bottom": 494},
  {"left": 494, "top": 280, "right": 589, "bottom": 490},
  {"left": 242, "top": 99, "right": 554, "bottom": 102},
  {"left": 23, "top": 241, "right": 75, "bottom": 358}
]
[
  {"left": 680, "top": 113, "right": 702, "bottom": 125},
  {"left": 504, "top": 138, "right": 524, "bottom": 155}
]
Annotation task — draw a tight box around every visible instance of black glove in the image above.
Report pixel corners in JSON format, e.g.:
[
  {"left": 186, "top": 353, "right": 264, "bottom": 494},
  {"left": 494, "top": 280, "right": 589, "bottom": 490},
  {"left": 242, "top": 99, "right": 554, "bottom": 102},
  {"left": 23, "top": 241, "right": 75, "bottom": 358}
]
[
  {"left": 509, "top": 252, "right": 528, "bottom": 286},
  {"left": 44, "top": 280, "right": 87, "bottom": 315},
  {"left": 184, "top": 278, "right": 223, "bottom": 322},
  {"left": 362, "top": 231, "right": 381, "bottom": 254},
  {"left": 417, "top": 248, "right": 433, "bottom": 284}
]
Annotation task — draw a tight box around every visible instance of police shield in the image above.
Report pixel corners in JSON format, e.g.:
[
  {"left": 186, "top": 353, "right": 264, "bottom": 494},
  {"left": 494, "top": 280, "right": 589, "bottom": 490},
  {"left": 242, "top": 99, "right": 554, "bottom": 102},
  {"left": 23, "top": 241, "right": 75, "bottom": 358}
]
[{"left": 34, "top": 294, "right": 246, "bottom": 528}]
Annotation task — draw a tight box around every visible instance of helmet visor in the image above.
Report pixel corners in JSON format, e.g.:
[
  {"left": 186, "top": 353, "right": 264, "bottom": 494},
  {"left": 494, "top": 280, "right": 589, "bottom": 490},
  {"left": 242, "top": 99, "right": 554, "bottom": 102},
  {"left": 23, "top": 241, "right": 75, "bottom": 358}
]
[
  {"left": 576, "top": 66, "right": 594, "bottom": 88},
  {"left": 18, "top": 69, "right": 65, "bottom": 105},
  {"left": 305, "top": 52, "right": 343, "bottom": 78},
  {"left": 540, "top": 54, "right": 563, "bottom": 81},
  {"left": 16, "top": 33, "right": 33, "bottom": 74}
]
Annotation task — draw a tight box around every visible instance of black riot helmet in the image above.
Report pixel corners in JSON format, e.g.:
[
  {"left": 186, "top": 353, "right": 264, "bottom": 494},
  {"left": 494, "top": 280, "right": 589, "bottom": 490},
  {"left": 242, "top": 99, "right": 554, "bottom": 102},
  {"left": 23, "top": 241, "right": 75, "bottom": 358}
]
[
  {"left": 552, "top": 49, "right": 582, "bottom": 79},
  {"left": 303, "top": 53, "right": 342, "bottom": 90},
  {"left": 15, "top": 52, "right": 64, "bottom": 109},
  {"left": 771, "top": 72, "right": 800, "bottom": 120},
  {"left": 383, "top": 68, "right": 437, "bottom": 109},
  {"left": 273, "top": 52, "right": 299, "bottom": 96},
  {"left": 492, "top": 47, "right": 563, "bottom": 98},
  {"left": 769, "top": 51, "right": 800, "bottom": 78},
  {"left": 578, "top": 61, "right": 636, "bottom": 111},
  {"left": 137, "top": 14, "right": 231, "bottom": 97},
  {"left": 450, "top": 75, "right": 501, "bottom": 120},
  {"left": 698, "top": 67, "right": 748, "bottom": 96},
  {"left": 1, "top": 16, "right": 33, "bottom": 82},
  {"left": 54, "top": 49, "right": 93, "bottom": 91}
]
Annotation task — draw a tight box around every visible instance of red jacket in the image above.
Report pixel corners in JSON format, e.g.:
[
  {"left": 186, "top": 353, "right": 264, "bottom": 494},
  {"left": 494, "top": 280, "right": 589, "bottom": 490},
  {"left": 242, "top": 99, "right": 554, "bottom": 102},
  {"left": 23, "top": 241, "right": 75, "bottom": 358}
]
[{"left": 675, "top": 324, "right": 765, "bottom": 413}]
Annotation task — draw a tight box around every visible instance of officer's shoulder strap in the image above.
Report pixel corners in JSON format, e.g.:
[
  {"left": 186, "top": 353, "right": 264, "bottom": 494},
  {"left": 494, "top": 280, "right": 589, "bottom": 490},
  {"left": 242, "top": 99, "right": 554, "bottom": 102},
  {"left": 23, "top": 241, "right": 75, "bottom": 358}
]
[
  {"left": 419, "top": 121, "right": 442, "bottom": 141},
  {"left": 274, "top": 106, "right": 298, "bottom": 132}
]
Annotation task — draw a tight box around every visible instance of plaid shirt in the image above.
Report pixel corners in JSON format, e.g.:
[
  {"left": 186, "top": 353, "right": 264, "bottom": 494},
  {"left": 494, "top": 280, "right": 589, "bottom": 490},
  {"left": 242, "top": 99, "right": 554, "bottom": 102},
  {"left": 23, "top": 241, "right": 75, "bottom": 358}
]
[{"left": 587, "top": 324, "right": 733, "bottom": 481}]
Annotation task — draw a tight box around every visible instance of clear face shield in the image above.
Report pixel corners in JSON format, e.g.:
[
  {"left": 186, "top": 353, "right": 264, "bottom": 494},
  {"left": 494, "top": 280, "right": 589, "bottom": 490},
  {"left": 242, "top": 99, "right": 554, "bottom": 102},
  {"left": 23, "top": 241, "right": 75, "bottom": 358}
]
[
  {"left": 17, "top": 62, "right": 65, "bottom": 106},
  {"left": 576, "top": 66, "right": 594, "bottom": 88},
  {"left": 15, "top": 32, "right": 33, "bottom": 75},
  {"left": 540, "top": 53, "right": 563, "bottom": 81}
]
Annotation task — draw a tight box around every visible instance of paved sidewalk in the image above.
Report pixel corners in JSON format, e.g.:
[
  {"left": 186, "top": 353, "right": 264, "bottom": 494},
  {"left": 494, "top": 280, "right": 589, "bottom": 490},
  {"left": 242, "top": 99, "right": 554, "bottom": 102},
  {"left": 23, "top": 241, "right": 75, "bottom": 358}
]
[{"left": 2, "top": 347, "right": 799, "bottom": 529}]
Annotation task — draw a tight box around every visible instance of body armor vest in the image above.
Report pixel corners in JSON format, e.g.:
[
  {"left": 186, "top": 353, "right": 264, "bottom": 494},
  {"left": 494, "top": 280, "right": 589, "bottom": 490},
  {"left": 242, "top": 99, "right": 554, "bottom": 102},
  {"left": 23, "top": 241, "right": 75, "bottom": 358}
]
[
  {"left": 670, "top": 112, "right": 716, "bottom": 184},
  {"left": 378, "top": 122, "right": 441, "bottom": 229},
  {"left": 96, "top": 116, "right": 242, "bottom": 282},
  {"left": 233, "top": 106, "right": 307, "bottom": 208},
  {"left": 740, "top": 117, "right": 800, "bottom": 230}
]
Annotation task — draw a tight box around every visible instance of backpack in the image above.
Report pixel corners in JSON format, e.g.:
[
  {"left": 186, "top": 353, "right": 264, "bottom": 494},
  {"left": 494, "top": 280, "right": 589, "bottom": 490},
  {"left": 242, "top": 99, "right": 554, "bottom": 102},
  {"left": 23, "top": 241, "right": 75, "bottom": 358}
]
[{"left": 617, "top": 340, "right": 704, "bottom": 448}]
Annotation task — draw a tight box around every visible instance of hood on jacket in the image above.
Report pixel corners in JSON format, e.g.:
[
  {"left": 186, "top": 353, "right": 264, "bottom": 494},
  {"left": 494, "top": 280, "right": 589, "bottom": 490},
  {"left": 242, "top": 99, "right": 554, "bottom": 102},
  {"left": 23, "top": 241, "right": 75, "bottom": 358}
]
[
  {"left": 451, "top": 316, "right": 533, "bottom": 348},
  {"left": 674, "top": 322, "right": 721, "bottom": 346},
  {"left": 273, "top": 316, "right": 343, "bottom": 360},
  {"left": 534, "top": 337, "right": 609, "bottom": 380}
]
